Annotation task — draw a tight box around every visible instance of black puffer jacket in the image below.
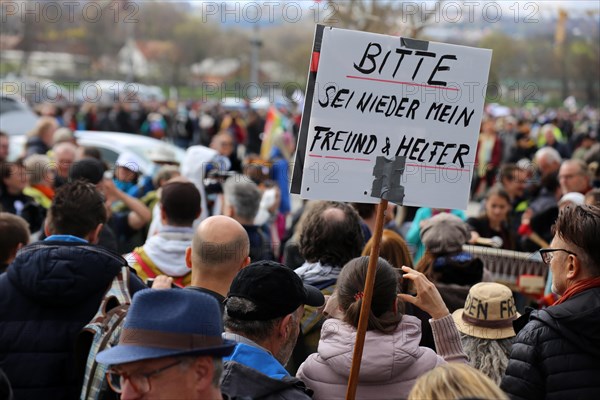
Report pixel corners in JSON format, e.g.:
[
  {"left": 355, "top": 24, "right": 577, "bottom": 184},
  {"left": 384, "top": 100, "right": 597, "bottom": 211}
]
[
  {"left": 0, "top": 240, "right": 145, "bottom": 400},
  {"left": 501, "top": 287, "right": 600, "bottom": 400}
]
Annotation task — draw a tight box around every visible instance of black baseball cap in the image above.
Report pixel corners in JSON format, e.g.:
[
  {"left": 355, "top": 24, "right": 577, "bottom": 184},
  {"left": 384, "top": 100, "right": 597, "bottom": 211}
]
[{"left": 226, "top": 261, "right": 325, "bottom": 321}]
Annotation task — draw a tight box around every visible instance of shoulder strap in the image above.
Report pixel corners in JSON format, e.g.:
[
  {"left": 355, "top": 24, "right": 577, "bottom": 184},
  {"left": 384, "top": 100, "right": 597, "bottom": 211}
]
[
  {"left": 95, "top": 266, "right": 132, "bottom": 319},
  {"left": 116, "top": 265, "right": 132, "bottom": 304}
]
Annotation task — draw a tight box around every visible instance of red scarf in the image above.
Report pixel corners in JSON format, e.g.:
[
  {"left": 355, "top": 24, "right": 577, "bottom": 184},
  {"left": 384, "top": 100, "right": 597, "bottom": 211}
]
[
  {"left": 32, "top": 184, "right": 55, "bottom": 200},
  {"left": 553, "top": 276, "right": 600, "bottom": 305}
]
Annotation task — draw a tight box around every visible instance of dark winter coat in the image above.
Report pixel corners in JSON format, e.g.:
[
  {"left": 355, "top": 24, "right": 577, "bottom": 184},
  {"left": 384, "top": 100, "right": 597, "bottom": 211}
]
[
  {"left": 0, "top": 241, "right": 145, "bottom": 400},
  {"left": 24, "top": 136, "right": 49, "bottom": 157},
  {"left": 221, "top": 361, "right": 312, "bottom": 400},
  {"left": 501, "top": 287, "right": 600, "bottom": 400}
]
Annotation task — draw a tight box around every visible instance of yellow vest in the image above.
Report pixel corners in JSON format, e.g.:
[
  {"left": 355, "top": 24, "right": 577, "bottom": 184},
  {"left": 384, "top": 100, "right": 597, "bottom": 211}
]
[{"left": 23, "top": 186, "right": 52, "bottom": 209}]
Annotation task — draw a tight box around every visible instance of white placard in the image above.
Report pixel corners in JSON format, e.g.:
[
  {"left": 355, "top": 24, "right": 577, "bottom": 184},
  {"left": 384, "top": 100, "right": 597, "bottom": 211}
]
[{"left": 299, "top": 27, "right": 492, "bottom": 210}]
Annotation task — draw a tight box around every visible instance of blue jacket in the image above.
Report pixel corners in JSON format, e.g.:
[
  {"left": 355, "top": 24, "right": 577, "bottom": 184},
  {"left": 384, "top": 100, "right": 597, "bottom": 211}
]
[
  {"left": 0, "top": 241, "right": 145, "bottom": 400},
  {"left": 224, "top": 343, "right": 289, "bottom": 380},
  {"left": 270, "top": 147, "right": 291, "bottom": 215},
  {"left": 221, "top": 343, "right": 313, "bottom": 399}
]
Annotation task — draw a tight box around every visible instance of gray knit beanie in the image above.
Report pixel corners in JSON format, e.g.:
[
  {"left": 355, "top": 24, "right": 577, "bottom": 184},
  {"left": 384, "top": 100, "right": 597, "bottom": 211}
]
[{"left": 420, "top": 213, "right": 470, "bottom": 255}]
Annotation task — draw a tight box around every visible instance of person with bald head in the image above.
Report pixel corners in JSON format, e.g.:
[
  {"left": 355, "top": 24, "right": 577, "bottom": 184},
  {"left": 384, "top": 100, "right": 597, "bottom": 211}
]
[{"left": 186, "top": 215, "right": 251, "bottom": 312}]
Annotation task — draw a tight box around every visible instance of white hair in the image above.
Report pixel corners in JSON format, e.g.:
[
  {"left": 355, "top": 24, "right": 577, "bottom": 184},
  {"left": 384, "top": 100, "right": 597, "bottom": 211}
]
[
  {"left": 535, "top": 147, "right": 562, "bottom": 165},
  {"left": 460, "top": 333, "right": 514, "bottom": 385}
]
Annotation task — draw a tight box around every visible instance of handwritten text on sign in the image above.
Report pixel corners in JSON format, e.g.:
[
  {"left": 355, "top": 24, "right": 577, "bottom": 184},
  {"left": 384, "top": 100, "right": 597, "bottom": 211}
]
[{"left": 300, "top": 27, "right": 492, "bottom": 210}]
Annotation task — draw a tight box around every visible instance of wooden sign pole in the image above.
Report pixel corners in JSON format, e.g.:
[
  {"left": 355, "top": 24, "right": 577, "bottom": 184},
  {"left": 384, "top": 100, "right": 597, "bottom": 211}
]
[{"left": 345, "top": 198, "right": 388, "bottom": 400}]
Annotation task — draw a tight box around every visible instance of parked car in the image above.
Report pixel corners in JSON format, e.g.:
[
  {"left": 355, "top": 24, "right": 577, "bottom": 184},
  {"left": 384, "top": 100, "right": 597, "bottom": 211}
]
[
  {"left": 75, "top": 131, "right": 185, "bottom": 174},
  {"left": 0, "top": 95, "right": 39, "bottom": 136}
]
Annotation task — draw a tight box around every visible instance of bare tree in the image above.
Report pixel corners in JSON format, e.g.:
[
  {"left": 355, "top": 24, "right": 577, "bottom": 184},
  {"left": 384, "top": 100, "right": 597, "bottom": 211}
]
[{"left": 325, "top": 0, "right": 445, "bottom": 37}]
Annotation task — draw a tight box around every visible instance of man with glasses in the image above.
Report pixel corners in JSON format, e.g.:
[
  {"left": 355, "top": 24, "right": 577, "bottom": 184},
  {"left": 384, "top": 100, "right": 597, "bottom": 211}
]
[
  {"left": 501, "top": 205, "right": 600, "bottom": 399},
  {"left": 97, "top": 289, "right": 237, "bottom": 400}
]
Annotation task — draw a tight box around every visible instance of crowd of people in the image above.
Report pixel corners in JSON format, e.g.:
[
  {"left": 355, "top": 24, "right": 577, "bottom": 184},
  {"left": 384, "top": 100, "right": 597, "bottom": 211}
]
[
  {"left": 0, "top": 99, "right": 600, "bottom": 399},
  {"left": 24, "top": 97, "right": 298, "bottom": 152}
]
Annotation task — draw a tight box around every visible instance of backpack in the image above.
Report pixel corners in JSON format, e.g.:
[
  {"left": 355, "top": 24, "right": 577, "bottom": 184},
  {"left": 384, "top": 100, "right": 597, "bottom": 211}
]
[{"left": 76, "top": 266, "right": 131, "bottom": 400}]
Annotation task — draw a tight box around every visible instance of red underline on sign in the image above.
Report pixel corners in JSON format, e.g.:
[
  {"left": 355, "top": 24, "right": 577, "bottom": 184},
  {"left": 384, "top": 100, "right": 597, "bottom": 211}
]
[
  {"left": 346, "top": 75, "right": 460, "bottom": 92},
  {"left": 405, "top": 163, "right": 470, "bottom": 172},
  {"left": 308, "top": 154, "right": 371, "bottom": 162},
  {"left": 308, "top": 155, "right": 468, "bottom": 170}
]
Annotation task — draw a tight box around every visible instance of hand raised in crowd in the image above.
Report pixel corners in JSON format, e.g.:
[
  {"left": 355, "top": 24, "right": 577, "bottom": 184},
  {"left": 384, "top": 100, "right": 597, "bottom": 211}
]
[
  {"left": 520, "top": 208, "right": 533, "bottom": 226},
  {"left": 397, "top": 266, "right": 450, "bottom": 320},
  {"left": 101, "top": 177, "right": 119, "bottom": 202},
  {"left": 101, "top": 177, "right": 152, "bottom": 228},
  {"left": 151, "top": 275, "right": 174, "bottom": 290},
  {"left": 468, "top": 230, "right": 480, "bottom": 244}
]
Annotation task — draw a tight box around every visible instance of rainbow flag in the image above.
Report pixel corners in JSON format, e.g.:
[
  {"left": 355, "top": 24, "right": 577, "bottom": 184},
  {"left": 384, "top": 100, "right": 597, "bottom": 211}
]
[{"left": 260, "top": 106, "right": 285, "bottom": 160}]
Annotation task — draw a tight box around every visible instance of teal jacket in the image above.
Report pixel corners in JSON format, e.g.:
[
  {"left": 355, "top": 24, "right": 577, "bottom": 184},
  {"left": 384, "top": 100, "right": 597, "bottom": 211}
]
[{"left": 224, "top": 343, "right": 289, "bottom": 380}]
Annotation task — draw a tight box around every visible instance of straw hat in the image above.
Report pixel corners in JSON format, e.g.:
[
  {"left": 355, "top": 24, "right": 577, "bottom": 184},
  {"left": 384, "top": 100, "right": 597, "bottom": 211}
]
[
  {"left": 148, "top": 146, "right": 179, "bottom": 165},
  {"left": 452, "top": 282, "right": 519, "bottom": 339}
]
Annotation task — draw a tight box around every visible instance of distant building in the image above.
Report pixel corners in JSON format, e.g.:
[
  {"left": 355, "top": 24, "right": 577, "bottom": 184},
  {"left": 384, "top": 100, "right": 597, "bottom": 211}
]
[
  {"left": 0, "top": 34, "right": 89, "bottom": 78},
  {"left": 190, "top": 58, "right": 242, "bottom": 85},
  {"left": 118, "top": 39, "right": 180, "bottom": 80},
  {"left": 190, "top": 57, "right": 292, "bottom": 85}
]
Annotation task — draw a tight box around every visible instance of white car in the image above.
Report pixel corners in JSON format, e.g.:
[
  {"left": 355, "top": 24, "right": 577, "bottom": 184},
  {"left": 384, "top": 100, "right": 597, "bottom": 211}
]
[
  {"left": 8, "top": 131, "right": 185, "bottom": 175},
  {"left": 75, "top": 131, "right": 185, "bottom": 174}
]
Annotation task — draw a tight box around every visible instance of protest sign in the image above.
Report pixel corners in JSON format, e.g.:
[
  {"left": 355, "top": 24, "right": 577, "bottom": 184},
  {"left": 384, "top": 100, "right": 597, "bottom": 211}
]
[{"left": 292, "top": 26, "right": 492, "bottom": 210}]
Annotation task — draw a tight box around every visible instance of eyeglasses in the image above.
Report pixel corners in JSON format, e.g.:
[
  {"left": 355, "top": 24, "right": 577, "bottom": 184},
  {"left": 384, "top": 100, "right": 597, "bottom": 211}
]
[
  {"left": 106, "top": 359, "right": 183, "bottom": 394},
  {"left": 539, "top": 248, "right": 577, "bottom": 265}
]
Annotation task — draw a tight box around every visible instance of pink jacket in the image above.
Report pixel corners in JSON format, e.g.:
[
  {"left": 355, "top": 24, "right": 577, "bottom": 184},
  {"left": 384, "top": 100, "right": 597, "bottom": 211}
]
[{"left": 296, "top": 314, "right": 466, "bottom": 400}]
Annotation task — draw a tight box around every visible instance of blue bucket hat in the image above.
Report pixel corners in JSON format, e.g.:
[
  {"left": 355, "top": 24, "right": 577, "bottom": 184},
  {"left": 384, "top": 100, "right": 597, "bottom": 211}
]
[{"left": 96, "top": 289, "right": 235, "bottom": 365}]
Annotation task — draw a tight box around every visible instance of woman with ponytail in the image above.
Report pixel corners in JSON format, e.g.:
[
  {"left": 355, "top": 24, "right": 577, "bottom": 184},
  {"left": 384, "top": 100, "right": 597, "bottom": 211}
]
[{"left": 296, "top": 256, "right": 467, "bottom": 400}]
